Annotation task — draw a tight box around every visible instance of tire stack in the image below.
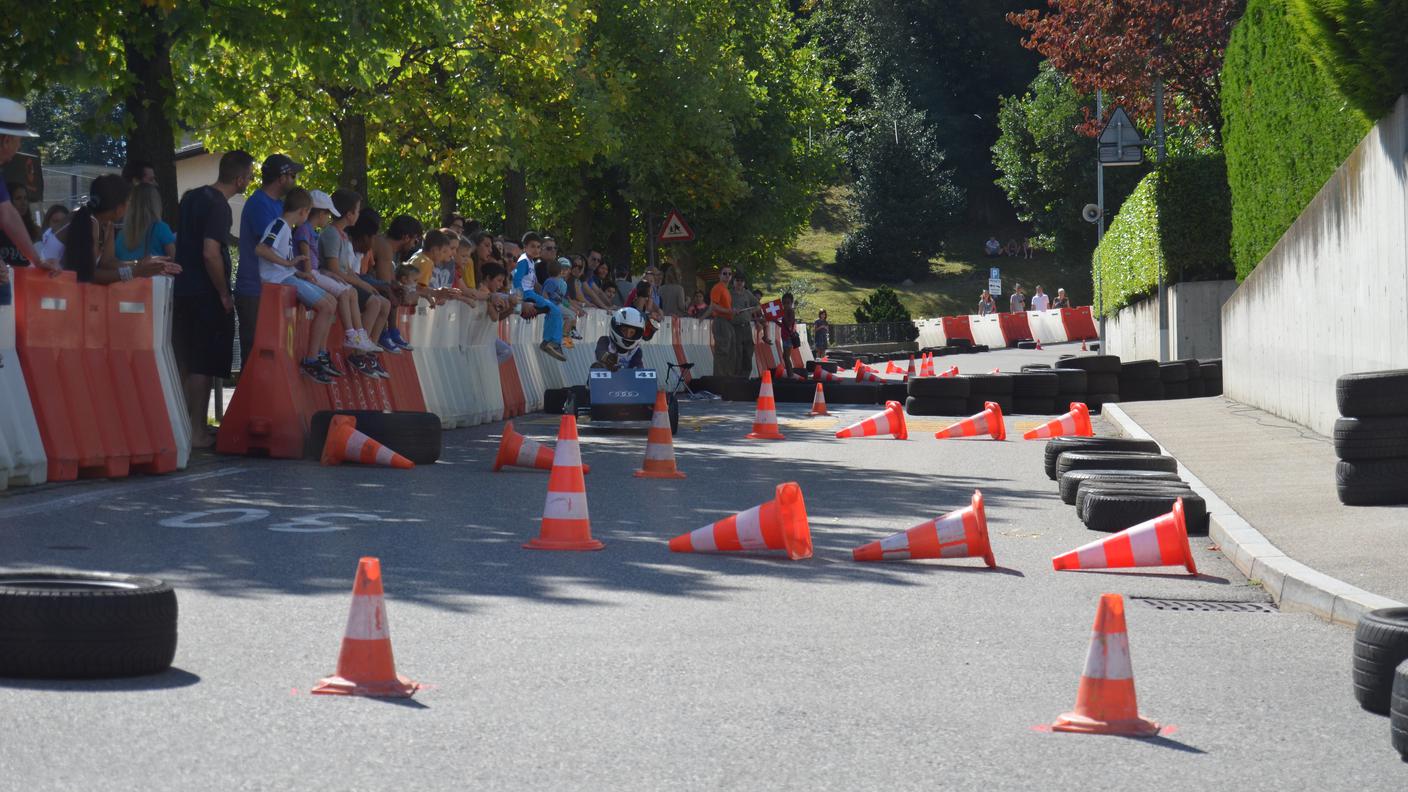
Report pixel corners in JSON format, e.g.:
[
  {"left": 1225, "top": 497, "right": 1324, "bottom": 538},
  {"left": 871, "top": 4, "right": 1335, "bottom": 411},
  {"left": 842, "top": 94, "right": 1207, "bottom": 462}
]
[
  {"left": 964, "top": 374, "right": 1013, "bottom": 415},
  {"left": 1118, "top": 359, "right": 1163, "bottom": 403},
  {"left": 1009, "top": 370, "right": 1059, "bottom": 415},
  {"left": 1201, "top": 359, "right": 1223, "bottom": 396},
  {"left": 1044, "top": 436, "right": 1209, "bottom": 535},
  {"left": 1333, "top": 369, "right": 1408, "bottom": 506},
  {"left": 1051, "top": 355, "right": 1121, "bottom": 413},
  {"left": 906, "top": 373, "right": 968, "bottom": 416},
  {"left": 1350, "top": 607, "right": 1408, "bottom": 760}
]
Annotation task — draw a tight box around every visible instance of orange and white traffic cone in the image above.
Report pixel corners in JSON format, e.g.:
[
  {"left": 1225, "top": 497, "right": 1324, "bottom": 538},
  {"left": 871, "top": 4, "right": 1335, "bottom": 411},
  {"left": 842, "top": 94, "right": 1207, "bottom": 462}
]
[
  {"left": 525, "top": 415, "right": 603, "bottom": 551},
  {"left": 939, "top": 366, "right": 959, "bottom": 378},
  {"left": 856, "top": 368, "right": 885, "bottom": 384},
  {"left": 320, "top": 416, "right": 414, "bottom": 469},
  {"left": 773, "top": 364, "right": 803, "bottom": 382},
  {"left": 813, "top": 363, "right": 844, "bottom": 383},
  {"left": 852, "top": 490, "right": 994, "bottom": 566},
  {"left": 920, "top": 354, "right": 936, "bottom": 378},
  {"left": 906, "top": 355, "right": 917, "bottom": 378},
  {"left": 1035, "top": 338, "right": 1043, "bottom": 350},
  {"left": 1023, "top": 402, "right": 1093, "bottom": 440},
  {"left": 934, "top": 401, "right": 1006, "bottom": 441},
  {"left": 809, "top": 383, "right": 829, "bottom": 416},
  {"left": 313, "top": 557, "right": 421, "bottom": 698},
  {"left": 668, "top": 482, "right": 812, "bottom": 560},
  {"left": 835, "top": 400, "right": 908, "bottom": 440},
  {"left": 493, "top": 421, "right": 592, "bottom": 473},
  {"left": 990, "top": 367, "right": 1001, "bottom": 374},
  {"left": 1051, "top": 593, "right": 1160, "bottom": 736},
  {"left": 635, "top": 392, "right": 685, "bottom": 480},
  {"left": 746, "top": 370, "right": 785, "bottom": 440},
  {"left": 885, "top": 361, "right": 900, "bottom": 374},
  {"left": 1052, "top": 499, "right": 1197, "bottom": 574}
]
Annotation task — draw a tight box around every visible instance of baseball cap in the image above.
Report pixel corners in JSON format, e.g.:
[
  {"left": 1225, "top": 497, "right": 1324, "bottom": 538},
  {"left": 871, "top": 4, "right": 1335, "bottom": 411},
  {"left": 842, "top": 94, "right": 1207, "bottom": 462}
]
[
  {"left": 261, "top": 153, "right": 303, "bottom": 181},
  {"left": 308, "top": 189, "right": 338, "bottom": 217},
  {"left": 0, "top": 98, "right": 39, "bottom": 138}
]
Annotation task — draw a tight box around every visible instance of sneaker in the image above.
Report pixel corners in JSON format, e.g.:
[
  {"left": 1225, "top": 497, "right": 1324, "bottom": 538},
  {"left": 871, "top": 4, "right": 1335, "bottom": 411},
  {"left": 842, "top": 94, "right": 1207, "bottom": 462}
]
[
  {"left": 355, "top": 329, "right": 382, "bottom": 353},
  {"left": 369, "top": 356, "right": 392, "bottom": 379},
  {"left": 347, "top": 354, "right": 374, "bottom": 377},
  {"left": 343, "top": 330, "right": 363, "bottom": 351},
  {"left": 317, "top": 352, "right": 345, "bottom": 378},
  {"left": 539, "top": 340, "right": 567, "bottom": 362},
  {"left": 379, "top": 332, "right": 402, "bottom": 354},
  {"left": 300, "top": 359, "right": 333, "bottom": 384},
  {"left": 390, "top": 327, "right": 414, "bottom": 351},
  {"left": 569, "top": 329, "right": 583, "bottom": 340}
]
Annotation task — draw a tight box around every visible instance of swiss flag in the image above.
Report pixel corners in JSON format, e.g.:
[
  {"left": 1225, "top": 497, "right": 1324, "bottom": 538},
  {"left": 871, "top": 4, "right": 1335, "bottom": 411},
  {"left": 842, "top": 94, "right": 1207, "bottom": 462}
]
[{"left": 760, "top": 299, "right": 784, "bottom": 323}]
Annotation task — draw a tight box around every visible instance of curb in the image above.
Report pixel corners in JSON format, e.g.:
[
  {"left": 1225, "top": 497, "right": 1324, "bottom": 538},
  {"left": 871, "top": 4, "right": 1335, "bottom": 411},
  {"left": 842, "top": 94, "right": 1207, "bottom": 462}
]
[{"left": 1103, "top": 404, "right": 1403, "bottom": 626}]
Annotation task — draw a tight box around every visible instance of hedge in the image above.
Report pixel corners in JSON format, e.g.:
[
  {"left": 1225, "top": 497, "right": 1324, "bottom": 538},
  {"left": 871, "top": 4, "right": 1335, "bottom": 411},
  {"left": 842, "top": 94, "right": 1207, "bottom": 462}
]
[
  {"left": 1092, "top": 154, "right": 1233, "bottom": 317},
  {"left": 1222, "top": 0, "right": 1372, "bottom": 280},
  {"left": 1289, "top": 0, "right": 1408, "bottom": 121}
]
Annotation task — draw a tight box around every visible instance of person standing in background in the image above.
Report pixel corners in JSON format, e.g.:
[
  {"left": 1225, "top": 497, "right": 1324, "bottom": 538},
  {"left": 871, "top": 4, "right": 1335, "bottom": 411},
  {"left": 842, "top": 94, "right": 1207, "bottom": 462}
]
[
  {"left": 978, "top": 291, "right": 995, "bottom": 316},
  {"left": 811, "top": 308, "right": 830, "bottom": 359},
  {"left": 1008, "top": 284, "right": 1025, "bottom": 313},
  {"left": 1051, "top": 288, "right": 1070, "bottom": 309},
  {"left": 1030, "top": 285, "right": 1050, "bottom": 311}
]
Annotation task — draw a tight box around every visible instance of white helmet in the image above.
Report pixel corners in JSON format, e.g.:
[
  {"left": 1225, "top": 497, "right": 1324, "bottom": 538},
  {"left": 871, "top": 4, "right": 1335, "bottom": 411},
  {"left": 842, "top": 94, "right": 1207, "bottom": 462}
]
[{"left": 609, "top": 306, "right": 646, "bottom": 352}]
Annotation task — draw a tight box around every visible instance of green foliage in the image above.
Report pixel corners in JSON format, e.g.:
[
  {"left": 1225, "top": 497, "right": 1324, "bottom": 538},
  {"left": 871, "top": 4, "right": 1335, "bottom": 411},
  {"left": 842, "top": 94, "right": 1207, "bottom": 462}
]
[
  {"left": 1288, "top": 0, "right": 1408, "bottom": 120},
  {"left": 1092, "top": 154, "right": 1233, "bottom": 316},
  {"left": 853, "top": 285, "right": 917, "bottom": 339},
  {"left": 22, "top": 86, "right": 126, "bottom": 166},
  {"left": 1222, "top": 0, "right": 1372, "bottom": 279}
]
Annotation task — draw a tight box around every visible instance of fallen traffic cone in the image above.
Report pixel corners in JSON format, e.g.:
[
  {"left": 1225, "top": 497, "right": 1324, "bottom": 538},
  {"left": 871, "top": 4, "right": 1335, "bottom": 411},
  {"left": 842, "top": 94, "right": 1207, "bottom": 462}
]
[
  {"left": 1052, "top": 498, "right": 1197, "bottom": 574},
  {"left": 493, "top": 421, "right": 591, "bottom": 473},
  {"left": 313, "top": 557, "right": 421, "bottom": 698},
  {"left": 835, "top": 400, "right": 908, "bottom": 440},
  {"left": 1023, "top": 402, "right": 1093, "bottom": 440},
  {"left": 855, "top": 368, "right": 885, "bottom": 384},
  {"left": 1035, "top": 338, "right": 1043, "bottom": 350},
  {"left": 1051, "top": 593, "right": 1160, "bottom": 736},
  {"left": 809, "top": 383, "right": 829, "bottom": 416},
  {"left": 990, "top": 367, "right": 1001, "bottom": 374},
  {"left": 321, "top": 416, "right": 414, "bottom": 469},
  {"left": 939, "top": 366, "right": 959, "bottom": 378},
  {"left": 668, "top": 482, "right": 812, "bottom": 560},
  {"left": 746, "top": 369, "right": 785, "bottom": 440},
  {"left": 772, "top": 364, "right": 803, "bottom": 382},
  {"left": 934, "top": 401, "right": 1006, "bottom": 441},
  {"left": 813, "top": 363, "right": 844, "bottom": 383},
  {"left": 885, "top": 361, "right": 900, "bottom": 374},
  {"left": 525, "top": 415, "right": 603, "bottom": 551},
  {"left": 635, "top": 392, "right": 686, "bottom": 480},
  {"left": 852, "top": 490, "right": 994, "bottom": 566}
]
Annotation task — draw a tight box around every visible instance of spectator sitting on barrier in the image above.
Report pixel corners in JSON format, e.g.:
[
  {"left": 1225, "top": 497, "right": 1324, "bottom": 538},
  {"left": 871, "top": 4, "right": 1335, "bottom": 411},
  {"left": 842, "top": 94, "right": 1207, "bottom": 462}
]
[
  {"left": 115, "top": 183, "right": 176, "bottom": 263},
  {"left": 1009, "top": 283, "right": 1025, "bottom": 313},
  {"left": 254, "top": 187, "right": 340, "bottom": 384},
  {"left": 38, "top": 205, "right": 69, "bottom": 264},
  {"left": 300, "top": 198, "right": 376, "bottom": 364},
  {"left": 542, "top": 257, "right": 582, "bottom": 346},
  {"left": 63, "top": 174, "right": 179, "bottom": 284},
  {"left": 512, "top": 230, "right": 567, "bottom": 362},
  {"left": 295, "top": 189, "right": 333, "bottom": 275},
  {"left": 581, "top": 254, "right": 613, "bottom": 310},
  {"left": 1052, "top": 287, "right": 1069, "bottom": 309},
  {"left": 237, "top": 154, "right": 303, "bottom": 366},
  {"left": 477, "top": 261, "right": 517, "bottom": 321},
  {"left": 687, "top": 289, "right": 708, "bottom": 318},
  {"left": 406, "top": 227, "right": 474, "bottom": 309},
  {"left": 978, "top": 290, "right": 995, "bottom": 316},
  {"left": 0, "top": 99, "right": 52, "bottom": 297},
  {"left": 468, "top": 229, "right": 497, "bottom": 288},
  {"left": 1031, "top": 284, "right": 1050, "bottom": 311},
  {"left": 812, "top": 308, "right": 830, "bottom": 357},
  {"left": 395, "top": 263, "right": 432, "bottom": 308},
  {"left": 318, "top": 189, "right": 398, "bottom": 375},
  {"left": 603, "top": 282, "right": 621, "bottom": 308},
  {"left": 349, "top": 206, "right": 392, "bottom": 300}
]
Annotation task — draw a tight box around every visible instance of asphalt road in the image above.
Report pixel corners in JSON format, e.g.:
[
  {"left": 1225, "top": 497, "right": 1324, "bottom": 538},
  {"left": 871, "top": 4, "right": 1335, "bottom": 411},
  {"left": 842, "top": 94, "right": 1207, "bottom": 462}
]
[{"left": 2, "top": 365, "right": 1405, "bottom": 790}]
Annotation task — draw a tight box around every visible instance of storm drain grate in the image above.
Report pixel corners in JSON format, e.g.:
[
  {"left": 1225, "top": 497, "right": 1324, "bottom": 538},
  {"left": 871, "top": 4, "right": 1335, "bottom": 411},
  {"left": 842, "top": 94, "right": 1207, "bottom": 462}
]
[{"left": 1134, "top": 597, "right": 1277, "bottom": 613}]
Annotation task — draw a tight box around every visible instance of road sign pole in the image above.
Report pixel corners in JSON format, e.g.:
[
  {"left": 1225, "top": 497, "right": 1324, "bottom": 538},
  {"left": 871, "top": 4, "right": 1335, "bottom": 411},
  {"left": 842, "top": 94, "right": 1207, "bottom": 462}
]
[
  {"left": 1096, "top": 90, "right": 1106, "bottom": 348},
  {"left": 646, "top": 212, "right": 658, "bottom": 271},
  {"left": 1155, "top": 80, "right": 1168, "bottom": 363}
]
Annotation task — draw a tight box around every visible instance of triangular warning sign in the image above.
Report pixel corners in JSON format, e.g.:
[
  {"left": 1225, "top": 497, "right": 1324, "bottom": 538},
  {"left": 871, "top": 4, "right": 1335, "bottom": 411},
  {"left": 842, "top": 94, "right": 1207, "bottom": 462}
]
[{"left": 658, "top": 210, "right": 695, "bottom": 243}]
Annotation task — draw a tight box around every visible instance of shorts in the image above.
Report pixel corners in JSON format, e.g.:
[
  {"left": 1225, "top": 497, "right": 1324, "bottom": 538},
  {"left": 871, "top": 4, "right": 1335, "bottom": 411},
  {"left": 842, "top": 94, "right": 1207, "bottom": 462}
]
[
  {"left": 173, "top": 293, "right": 235, "bottom": 378},
  {"left": 287, "top": 277, "right": 328, "bottom": 308},
  {"left": 311, "top": 270, "right": 352, "bottom": 296}
]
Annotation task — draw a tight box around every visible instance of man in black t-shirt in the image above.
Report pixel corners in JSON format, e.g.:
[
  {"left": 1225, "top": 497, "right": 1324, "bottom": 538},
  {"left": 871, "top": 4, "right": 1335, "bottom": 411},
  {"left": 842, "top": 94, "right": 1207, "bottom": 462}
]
[{"left": 172, "top": 149, "right": 253, "bottom": 448}]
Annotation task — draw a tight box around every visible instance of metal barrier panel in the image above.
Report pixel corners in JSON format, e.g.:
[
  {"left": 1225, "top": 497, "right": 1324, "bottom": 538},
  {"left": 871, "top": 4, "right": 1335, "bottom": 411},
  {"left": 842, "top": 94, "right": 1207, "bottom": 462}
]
[{"left": 0, "top": 284, "right": 46, "bottom": 487}]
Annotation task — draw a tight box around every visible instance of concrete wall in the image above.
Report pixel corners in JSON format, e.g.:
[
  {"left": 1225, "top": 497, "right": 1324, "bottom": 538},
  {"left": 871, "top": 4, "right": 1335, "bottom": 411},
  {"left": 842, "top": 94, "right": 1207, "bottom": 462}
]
[
  {"left": 1103, "top": 280, "right": 1238, "bottom": 361},
  {"left": 1221, "top": 94, "right": 1408, "bottom": 436}
]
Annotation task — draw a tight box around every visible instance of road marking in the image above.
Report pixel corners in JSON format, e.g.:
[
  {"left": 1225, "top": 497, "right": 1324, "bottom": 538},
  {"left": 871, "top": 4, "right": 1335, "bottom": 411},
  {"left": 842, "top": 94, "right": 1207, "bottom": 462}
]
[
  {"left": 0, "top": 466, "right": 250, "bottom": 520},
  {"left": 266, "top": 512, "right": 383, "bottom": 533},
  {"left": 160, "top": 508, "right": 271, "bottom": 528}
]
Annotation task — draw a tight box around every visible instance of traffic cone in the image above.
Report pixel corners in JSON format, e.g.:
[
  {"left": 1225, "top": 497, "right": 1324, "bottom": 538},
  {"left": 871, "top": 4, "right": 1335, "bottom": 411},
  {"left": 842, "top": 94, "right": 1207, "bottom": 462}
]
[
  {"left": 813, "top": 363, "right": 844, "bottom": 383},
  {"left": 525, "top": 415, "right": 603, "bottom": 551},
  {"left": 1051, "top": 593, "right": 1160, "bottom": 736},
  {"left": 809, "top": 383, "right": 829, "bottom": 416},
  {"left": 493, "top": 421, "right": 592, "bottom": 473},
  {"left": 856, "top": 368, "right": 885, "bottom": 384},
  {"left": 1023, "top": 403, "right": 1094, "bottom": 440},
  {"left": 852, "top": 490, "right": 994, "bottom": 566},
  {"left": 313, "top": 557, "right": 421, "bottom": 698},
  {"left": 939, "top": 366, "right": 959, "bottom": 378},
  {"left": 907, "top": 355, "right": 917, "bottom": 378},
  {"left": 320, "top": 416, "right": 414, "bottom": 469},
  {"left": 772, "top": 364, "right": 802, "bottom": 382},
  {"left": 934, "top": 401, "right": 1006, "bottom": 441},
  {"left": 885, "top": 361, "right": 900, "bottom": 374},
  {"left": 746, "top": 370, "right": 785, "bottom": 440},
  {"left": 1052, "top": 498, "right": 1197, "bottom": 574},
  {"left": 835, "top": 400, "right": 908, "bottom": 440},
  {"left": 668, "top": 482, "right": 812, "bottom": 560},
  {"left": 919, "top": 353, "right": 934, "bottom": 378},
  {"left": 635, "top": 392, "right": 686, "bottom": 480},
  {"left": 1035, "top": 338, "right": 1043, "bottom": 350},
  {"left": 990, "top": 367, "right": 1001, "bottom": 374}
]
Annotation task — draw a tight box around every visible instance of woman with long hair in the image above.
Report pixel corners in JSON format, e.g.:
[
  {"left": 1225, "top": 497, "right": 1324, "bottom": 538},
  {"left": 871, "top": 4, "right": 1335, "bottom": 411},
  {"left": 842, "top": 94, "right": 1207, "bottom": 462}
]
[
  {"left": 115, "top": 183, "right": 176, "bottom": 261},
  {"left": 62, "top": 174, "right": 178, "bottom": 284}
]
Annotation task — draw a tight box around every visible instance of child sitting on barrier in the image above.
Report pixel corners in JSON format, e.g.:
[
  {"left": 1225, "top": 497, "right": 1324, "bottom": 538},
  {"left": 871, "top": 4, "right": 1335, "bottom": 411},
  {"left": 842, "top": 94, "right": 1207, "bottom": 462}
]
[
  {"left": 476, "top": 261, "right": 517, "bottom": 363},
  {"left": 512, "top": 231, "right": 567, "bottom": 361},
  {"left": 254, "top": 187, "right": 341, "bottom": 384},
  {"left": 541, "top": 257, "right": 578, "bottom": 348},
  {"left": 395, "top": 263, "right": 434, "bottom": 308}
]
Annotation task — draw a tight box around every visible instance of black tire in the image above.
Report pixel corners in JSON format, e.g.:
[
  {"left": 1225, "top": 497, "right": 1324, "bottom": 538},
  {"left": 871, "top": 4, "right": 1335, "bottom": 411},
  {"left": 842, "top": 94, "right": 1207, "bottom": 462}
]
[
  {"left": 909, "top": 376, "right": 970, "bottom": 399},
  {"left": 1392, "top": 661, "right": 1408, "bottom": 759},
  {"left": 1017, "top": 340, "right": 1038, "bottom": 350},
  {"left": 1057, "top": 467, "right": 1182, "bottom": 503},
  {"left": 772, "top": 380, "right": 819, "bottom": 403},
  {"left": 1082, "top": 491, "right": 1208, "bottom": 535},
  {"left": 1159, "top": 362, "right": 1190, "bottom": 383},
  {"left": 823, "top": 382, "right": 883, "bottom": 405},
  {"left": 1336, "top": 458, "right": 1408, "bottom": 506},
  {"left": 543, "top": 387, "right": 570, "bottom": 414},
  {"left": 1187, "top": 378, "right": 1206, "bottom": 398},
  {"left": 307, "top": 410, "right": 443, "bottom": 464},
  {"left": 1021, "top": 363, "right": 1051, "bottom": 371},
  {"left": 1086, "top": 373, "right": 1120, "bottom": 393},
  {"left": 1179, "top": 359, "right": 1202, "bottom": 379},
  {"left": 1334, "top": 417, "right": 1408, "bottom": 461},
  {"left": 1012, "top": 397, "right": 1057, "bottom": 415},
  {"left": 948, "top": 338, "right": 973, "bottom": 350},
  {"left": 1044, "top": 437, "right": 1163, "bottom": 480},
  {"left": 1055, "top": 450, "right": 1177, "bottom": 479},
  {"left": 1010, "top": 372, "right": 1060, "bottom": 398},
  {"left": 667, "top": 394, "right": 679, "bottom": 435},
  {"left": 1338, "top": 370, "right": 1408, "bottom": 418},
  {"left": 1120, "top": 359, "right": 1161, "bottom": 380},
  {"left": 1119, "top": 380, "right": 1165, "bottom": 402},
  {"left": 965, "top": 374, "right": 1014, "bottom": 396},
  {"left": 1199, "top": 362, "right": 1221, "bottom": 380},
  {"left": 1352, "top": 608, "right": 1408, "bottom": 714},
  {"left": 1163, "top": 382, "right": 1190, "bottom": 400},
  {"left": 1076, "top": 482, "right": 1196, "bottom": 519},
  {"left": 1060, "top": 355, "right": 1122, "bottom": 374},
  {"left": 905, "top": 396, "right": 969, "bottom": 416},
  {"left": 964, "top": 394, "right": 1013, "bottom": 416},
  {"left": 0, "top": 572, "right": 178, "bottom": 678},
  {"left": 881, "top": 383, "right": 910, "bottom": 404},
  {"left": 1050, "top": 368, "right": 1089, "bottom": 394},
  {"left": 1203, "top": 377, "right": 1223, "bottom": 397}
]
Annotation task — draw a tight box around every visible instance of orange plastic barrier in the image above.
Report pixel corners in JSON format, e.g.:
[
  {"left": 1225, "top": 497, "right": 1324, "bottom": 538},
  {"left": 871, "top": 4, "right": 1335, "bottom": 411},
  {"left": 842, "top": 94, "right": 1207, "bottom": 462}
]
[
  {"left": 940, "top": 315, "right": 974, "bottom": 345},
  {"left": 80, "top": 284, "right": 133, "bottom": 478},
  {"left": 1061, "top": 306, "right": 1099, "bottom": 340},
  {"left": 997, "top": 311, "right": 1033, "bottom": 346},
  {"left": 380, "top": 307, "right": 425, "bottom": 413},
  {"left": 103, "top": 280, "right": 180, "bottom": 474},
  {"left": 669, "top": 320, "right": 693, "bottom": 383},
  {"left": 496, "top": 318, "right": 528, "bottom": 418},
  {"left": 217, "top": 285, "right": 427, "bottom": 458}
]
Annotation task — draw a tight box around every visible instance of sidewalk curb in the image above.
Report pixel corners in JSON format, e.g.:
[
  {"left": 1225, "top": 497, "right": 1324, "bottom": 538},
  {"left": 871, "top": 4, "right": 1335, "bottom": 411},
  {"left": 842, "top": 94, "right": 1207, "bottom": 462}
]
[{"left": 1103, "top": 404, "right": 1403, "bottom": 626}]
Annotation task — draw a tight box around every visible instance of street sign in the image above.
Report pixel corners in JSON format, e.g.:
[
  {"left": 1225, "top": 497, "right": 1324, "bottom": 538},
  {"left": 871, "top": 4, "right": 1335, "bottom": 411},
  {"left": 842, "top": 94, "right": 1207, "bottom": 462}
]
[
  {"left": 657, "top": 210, "right": 695, "bottom": 243},
  {"left": 988, "top": 267, "right": 1001, "bottom": 296},
  {"left": 989, "top": 267, "right": 1000, "bottom": 281},
  {"left": 1098, "top": 107, "right": 1145, "bottom": 166}
]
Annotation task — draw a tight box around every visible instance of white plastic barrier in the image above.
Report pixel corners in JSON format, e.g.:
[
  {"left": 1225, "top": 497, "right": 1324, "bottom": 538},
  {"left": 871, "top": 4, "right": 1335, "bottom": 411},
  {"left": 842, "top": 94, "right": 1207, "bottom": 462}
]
[
  {"left": 968, "top": 314, "right": 1006, "bottom": 348},
  {"left": 1026, "top": 309, "right": 1069, "bottom": 344},
  {"left": 150, "top": 278, "right": 192, "bottom": 471},
  {"left": 796, "top": 323, "right": 814, "bottom": 364},
  {"left": 675, "top": 314, "right": 715, "bottom": 378},
  {"left": 462, "top": 303, "right": 505, "bottom": 426},
  {"left": 410, "top": 301, "right": 474, "bottom": 428},
  {"left": 507, "top": 312, "right": 551, "bottom": 413},
  {"left": 914, "top": 318, "right": 946, "bottom": 349},
  {"left": 0, "top": 296, "right": 47, "bottom": 488}
]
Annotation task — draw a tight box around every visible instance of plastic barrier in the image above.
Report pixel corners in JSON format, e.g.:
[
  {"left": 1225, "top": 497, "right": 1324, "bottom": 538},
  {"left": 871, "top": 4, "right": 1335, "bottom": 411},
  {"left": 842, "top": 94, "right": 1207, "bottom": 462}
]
[
  {"left": 101, "top": 279, "right": 182, "bottom": 474},
  {"left": 382, "top": 307, "right": 427, "bottom": 413},
  {"left": 217, "top": 284, "right": 427, "bottom": 458},
  {"left": 496, "top": 317, "right": 529, "bottom": 418},
  {"left": 676, "top": 313, "right": 715, "bottom": 378},
  {"left": 796, "top": 324, "right": 814, "bottom": 366},
  {"left": 0, "top": 282, "right": 46, "bottom": 488},
  {"left": 967, "top": 314, "right": 1006, "bottom": 348},
  {"left": 941, "top": 315, "right": 974, "bottom": 345},
  {"left": 997, "top": 311, "right": 1033, "bottom": 346},
  {"left": 462, "top": 303, "right": 506, "bottom": 426},
  {"left": 1061, "top": 306, "right": 1099, "bottom": 340},
  {"left": 150, "top": 278, "right": 192, "bottom": 470},
  {"left": 409, "top": 301, "right": 476, "bottom": 428},
  {"left": 915, "top": 318, "right": 946, "bottom": 349},
  {"left": 1025, "top": 309, "right": 1069, "bottom": 343}
]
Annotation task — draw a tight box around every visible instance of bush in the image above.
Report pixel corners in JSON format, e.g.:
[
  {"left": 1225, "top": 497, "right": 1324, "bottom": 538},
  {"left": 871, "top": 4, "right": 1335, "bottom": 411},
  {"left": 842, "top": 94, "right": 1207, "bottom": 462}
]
[
  {"left": 853, "top": 285, "right": 919, "bottom": 340},
  {"left": 1222, "top": 0, "right": 1373, "bottom": 279},
  {"left": 1289, "top": 0, "right": 1408, "bottom": 121},
  {"left": 1092, "top": 154, "right": 1234, "bottom": 317}
]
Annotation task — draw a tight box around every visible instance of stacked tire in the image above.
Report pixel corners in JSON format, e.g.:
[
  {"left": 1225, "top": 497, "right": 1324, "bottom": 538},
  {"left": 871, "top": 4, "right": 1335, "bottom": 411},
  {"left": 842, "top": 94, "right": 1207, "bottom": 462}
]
[
  {"left": 1044, "top": 436, "right": 1207, "bottom": 535},
  {"left": 1350, "top": 607, "right": 1408, "bottom": 760},
  {"left": 906, "top": 374, "right": 968, "bottom": 416},
  {"left": 1053, "top": 355, "right": 1121, "bottom": 413},
  {"left": 1334, "top": 370, "right": 1408, "bottom": 506}
]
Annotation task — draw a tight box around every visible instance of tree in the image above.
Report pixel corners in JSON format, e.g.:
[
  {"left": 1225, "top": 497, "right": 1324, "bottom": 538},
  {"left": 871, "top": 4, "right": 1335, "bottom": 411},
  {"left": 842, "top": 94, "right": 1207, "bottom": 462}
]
[
  {"left": 853, "top": 285, "right": 918, "bottom": 341},
  {"left": 22, "top": 86, "right": 127, "bottom": 166},
  {"left": 1008, "top": 0, "right": 1242, "bottom": 141}
]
